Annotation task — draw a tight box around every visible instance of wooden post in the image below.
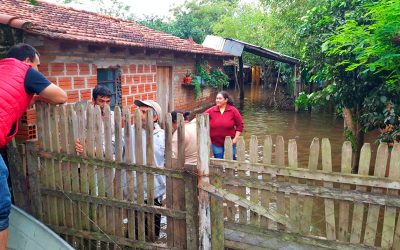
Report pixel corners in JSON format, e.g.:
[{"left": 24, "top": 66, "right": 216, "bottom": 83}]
[
  {"left": 197, "top": 114, "right": 213, "bottom": 249},
  {"left": 239, "top": 56, "right": 244, "bottom": 100},
  {"left": 6, "top": 140, "right": 30, "bottom": 213},
  {"left": 25, "top": 141, "right": 42, "bottom": 219}
]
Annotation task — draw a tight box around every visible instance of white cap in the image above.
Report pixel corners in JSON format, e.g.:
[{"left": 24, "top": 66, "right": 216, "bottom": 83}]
[{"left": 134, "top": 99, "right": 163, "bottom": 124}]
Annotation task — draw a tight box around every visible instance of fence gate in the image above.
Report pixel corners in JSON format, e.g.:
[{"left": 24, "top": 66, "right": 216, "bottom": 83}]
[{"left": 8, "top": 103, "right": 199, "bottom": 250}]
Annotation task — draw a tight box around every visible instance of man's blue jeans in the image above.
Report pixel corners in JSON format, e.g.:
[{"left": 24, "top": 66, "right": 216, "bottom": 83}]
[
  {"left": 211, "top": 144, "right": 237, "bottom": 160},
  {"left": 0, "top": 155, "right": 11, "bottom": 231}
]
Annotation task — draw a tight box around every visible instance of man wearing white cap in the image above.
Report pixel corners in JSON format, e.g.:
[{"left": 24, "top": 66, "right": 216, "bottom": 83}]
[{"left": 131, "top": 99, "right": 165, "bottom": 238}]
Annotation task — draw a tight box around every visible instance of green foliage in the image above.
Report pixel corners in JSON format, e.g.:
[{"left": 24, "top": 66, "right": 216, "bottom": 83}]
[
  {"left": 138, "top": 0, "right": 239, "bottom": 43},
  {"left": 295, "top": 84, "right": 337, "bottom": 108},
  {"left": 195, "top": 61, "right": 229, "bottom": 89},
  {"left": 192, "top": 77, "right": 202, "bottom": 100},
  {"left": 298, "top": 0, "right": 400, "bottom": 145}
]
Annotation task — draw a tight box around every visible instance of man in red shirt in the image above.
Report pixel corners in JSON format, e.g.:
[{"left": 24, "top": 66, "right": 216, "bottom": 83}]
[{"left": 0, "top": 43, "right": 67, "bottom": 250}]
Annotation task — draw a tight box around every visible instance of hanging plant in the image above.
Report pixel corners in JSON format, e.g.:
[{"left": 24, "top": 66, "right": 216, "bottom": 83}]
[
  {"left": 195, "top": 61, "right": 229, "bottom": 89},
  {"left": 192, "top": 77, "right": 201, "bottom": 99}
]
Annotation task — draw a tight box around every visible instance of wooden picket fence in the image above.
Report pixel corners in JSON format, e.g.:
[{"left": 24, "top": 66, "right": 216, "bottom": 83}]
[
  {"left": 9, "top": 102, "right": 198, "bottom": 249},
  {"left": 195, "top": 113, "right": 400, "bottom": 249},
  {"left": 8, "top": 107, "right": 400, "bottom": 249}
]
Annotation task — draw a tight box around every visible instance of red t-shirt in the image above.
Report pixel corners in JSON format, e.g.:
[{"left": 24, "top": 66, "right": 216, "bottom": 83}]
[{"left": 204, "top": 104, "right": 244, "bottom": 146}]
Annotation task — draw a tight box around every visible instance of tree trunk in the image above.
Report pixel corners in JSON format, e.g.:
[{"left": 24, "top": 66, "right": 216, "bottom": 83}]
[{"left": 343, "top": 107, "right": 364, "bottom": 172}]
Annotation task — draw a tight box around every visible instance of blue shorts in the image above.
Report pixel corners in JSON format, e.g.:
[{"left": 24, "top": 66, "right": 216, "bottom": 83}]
[
  {"left": 211, "top": 144, "right": 237, "bottom": 160},
  {"left": 0, "top": 155, "right": 11, "bottom": 231}
]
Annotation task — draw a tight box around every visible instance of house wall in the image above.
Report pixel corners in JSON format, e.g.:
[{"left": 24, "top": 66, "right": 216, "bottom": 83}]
[
  {"left": 15, "top": 35, "right": 225, "bottom": 141},
  {"left": 172, "top": 59, "right": 220, "bottom": 112}
]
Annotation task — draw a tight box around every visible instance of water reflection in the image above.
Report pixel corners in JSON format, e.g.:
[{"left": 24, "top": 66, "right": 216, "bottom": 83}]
[{"left": 228, "top": 85, "right": 377, "bottom": 169}]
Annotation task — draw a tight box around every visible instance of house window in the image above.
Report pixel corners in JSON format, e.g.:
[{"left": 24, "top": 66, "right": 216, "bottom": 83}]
[{"left": 97, "top": 67, "right": 122, "bottom": 109}]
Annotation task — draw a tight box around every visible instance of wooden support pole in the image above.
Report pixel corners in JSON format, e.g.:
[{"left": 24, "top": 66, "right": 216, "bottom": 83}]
[{"left": 239, "top": 56, "right": 244, "bottom": 100}]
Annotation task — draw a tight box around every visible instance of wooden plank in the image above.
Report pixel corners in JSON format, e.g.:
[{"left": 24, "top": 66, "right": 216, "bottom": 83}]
[
  {"left": 86, "top": 105, "right": 98, "bottom": 249},
  {"left": 350, "top": 143, "right": 372, "bottom": 244},
  {"left": 45, "top": 103, "right": 58, "bottom": 226},
  {"left": 145, "top": 109, "right": 155, "bottom": 242},
  {"left": 124, "top": 107, "right": 136, "bottom": 240},
  {"left": 37, "top": 151, "right": 184, "bottom": 178},
  {"left": 50, "top": 226, "right": 183, "bottom": 250},
  {"left": 288, "top": 139, "right": 301, "bottom": 233},
  {"left": 382, "top": 143, "right": 400, "bottom": 248},
  {"left": 261, "top": 135, "right": 272, "bottom": 229},
  {"left": 197, "top": 114, "right": 212, "bottom": 250},
  {"left": 170, "top": 113, "right": 186, "bottom": 247},
  {"left": 41, "top": 189, "right": 187, "bottom": 218},
  {"left": 220, "top": 175, "right": 400, "bottom": 206},
  {"left": 86, "top": 104, "right": 98, "bottom": 239},
  {"left": 236, "top": 137, "right": 247, "bottom": 225},
  {"left": 224, "top": 136, "right": 235, "bottom": 222},
  {"left": 68, "top": 105, "right": 82, "bottom": 249},
  {"left": 209, "top": 159, "right": 400, "bottom": 189},
  {"left": 51, "top": 105, "right": 65, "bottom": 227},
  {"left": 338, "top": 141, "right": 352, "bottom": 242},
  {"left": 164, "top": 113, "right": 174, "bottom": 247},
  {"left": 7, "top": 141, "right": 30, "bottom": 213},
  {"left": 302, "top": 138, "right": 319, "bottom": 235},
  {"left": 103, "top": 105, "right": 115, "bottom": 239},
  {"left": 76, "top": 105, "right": 90, "bottom": 236},
  {"left": 249, "top": 135, "right": 259, "bottom": 225},
  {"left": 94, "top": 106, "right": 107, "bottom": 234},
  {"left": 184, "top": 168, "right": 198, "bottom": 249},
  {"left": 133, "top": 108, "right": 145, "bottom": 241},
  {"left": 199, "top": 182, "right": 290, "bottom": 226},
  {"left": 113, "top": 106, "right": 124, "bottom": 238},
  {"left": 322, "top": 138, "right": 335, "bottom": 240},
  {"left": 58, "top": 105, "right": 74, "bottom": 245},
  {"left": 224, "top": 222, "right": 376, "bottom": 250},
  {"left": 39, "top": 103, "right": 49, "bottom": 224},
  {"left": 364, "top": 143, "right": 388, "bottom": 246},
  {"left": 275, "top": 135, "right": 286, "bottom": 230},
  {"left": 26, "top": 141, "right": 43, "bottom": 220},
  {"left": 210, "top": 167, "right": 224, "bottom": 250}
]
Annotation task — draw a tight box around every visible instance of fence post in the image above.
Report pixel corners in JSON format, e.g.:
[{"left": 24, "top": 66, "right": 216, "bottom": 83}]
[
  {"left": 25, "top": 141, "right": 42, "bottom": 220},
  {"left": 197, "top": 114, "right": 213, "bottom": 249},
  {"left": 6, "top": 140, "right": 30, "bottom": 213}
]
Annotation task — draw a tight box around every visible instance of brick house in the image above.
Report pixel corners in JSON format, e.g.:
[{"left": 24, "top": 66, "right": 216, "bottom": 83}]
[{"left": 0, "top": 0, "right": 233, "bottom": 141}]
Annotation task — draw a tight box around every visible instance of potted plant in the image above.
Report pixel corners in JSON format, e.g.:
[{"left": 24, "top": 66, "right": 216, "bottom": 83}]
[{"left": 184, "top": 70, "right": 192, "bottom": 84}]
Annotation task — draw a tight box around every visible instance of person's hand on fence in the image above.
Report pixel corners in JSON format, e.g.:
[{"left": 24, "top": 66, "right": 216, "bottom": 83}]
[{"left": 75, "top": 139, "right": 84, "bottom": 154}]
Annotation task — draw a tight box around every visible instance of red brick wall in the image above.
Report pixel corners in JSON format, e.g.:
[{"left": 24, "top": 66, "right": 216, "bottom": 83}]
[
  {"left": 121, "top": 63, "right": 157, "bottom": 114},
  {"left": 17, "top": 61, "right": 157, "bottom": 141}
]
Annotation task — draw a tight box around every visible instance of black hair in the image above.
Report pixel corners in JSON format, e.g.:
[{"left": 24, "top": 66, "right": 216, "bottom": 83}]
[
  {"left": 171, "top": 110, "right": 190, "bottom": 123},
  {"left": 92, "top": 85, "right": 113, "bottom": 100},
  {"left": 218, "top": 90, "right": 233, "bottom": 106},
  {"left": 6, "top": 43, "right": 39, "bottom": 62}
]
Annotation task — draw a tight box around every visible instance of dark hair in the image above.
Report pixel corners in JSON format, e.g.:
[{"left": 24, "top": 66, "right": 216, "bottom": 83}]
[
  {"left": 6, "top": 43, "right": 39, "bottom": 62},
  {"left": 218, "top": 90, "right": 233, "bottom": 106},
  {"left": 92, "top": 85, "right": 113, "bottom": 100},
  {"left": 171, "top": 110, "right": 190, "bottom": 123}
]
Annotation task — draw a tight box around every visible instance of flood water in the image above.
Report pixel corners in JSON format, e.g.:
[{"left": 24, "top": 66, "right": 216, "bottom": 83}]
[{"left": 227, "top": 85, "right": 378, "bottom": 170}]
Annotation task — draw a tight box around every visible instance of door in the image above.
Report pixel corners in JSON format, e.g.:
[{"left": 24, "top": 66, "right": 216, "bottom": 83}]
[{"left": 156, "top": 66, "right": 173, "bottom": 122}]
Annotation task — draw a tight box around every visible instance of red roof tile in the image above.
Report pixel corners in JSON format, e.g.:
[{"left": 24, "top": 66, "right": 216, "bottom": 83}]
[{"left": 0, "top": 0, "right": 232, "bottom": 57}]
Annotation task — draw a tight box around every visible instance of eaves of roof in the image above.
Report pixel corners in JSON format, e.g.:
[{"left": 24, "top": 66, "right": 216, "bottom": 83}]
[{"left": 0, "top": 0, "right": 233, "bottom": 58}]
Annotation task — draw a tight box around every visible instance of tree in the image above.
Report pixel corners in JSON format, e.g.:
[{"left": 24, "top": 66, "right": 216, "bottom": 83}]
[
  {"left": 297, "top": 0, "right": 400, "bottom": 170},
  {"left": 137, "top": 0, "right": 239, "bottom": 43}
]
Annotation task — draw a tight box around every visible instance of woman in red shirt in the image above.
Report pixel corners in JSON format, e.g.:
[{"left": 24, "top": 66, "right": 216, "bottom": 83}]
[{"left": 205, "top": 91, "right": 244, "bottom": 159}]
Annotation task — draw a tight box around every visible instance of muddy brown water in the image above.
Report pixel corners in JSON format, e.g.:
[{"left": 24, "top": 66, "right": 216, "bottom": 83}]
[{"left": 227, "top": 86, "right": 378, "bottom": 170}]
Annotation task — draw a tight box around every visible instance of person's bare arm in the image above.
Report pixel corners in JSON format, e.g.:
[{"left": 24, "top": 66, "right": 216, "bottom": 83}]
[{"left": 38, "top": 83, "right": 67, "bottom": 104}]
